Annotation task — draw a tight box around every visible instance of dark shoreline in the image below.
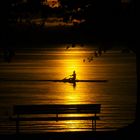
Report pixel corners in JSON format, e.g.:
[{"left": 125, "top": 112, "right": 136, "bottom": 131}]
[
  {"left": 7, "top": 23, "right": 129, "bottom": 49},
  {"left": 0, "top": 121, "right": 139, "bottom": 139},
  {"left": 0, "top": 127, "right": 139, "bottom": 140}
]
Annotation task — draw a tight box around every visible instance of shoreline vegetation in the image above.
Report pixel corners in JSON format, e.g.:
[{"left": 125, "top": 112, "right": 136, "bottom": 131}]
[{"left": 7, "top": 20, "right": 130, "bottom": 48}]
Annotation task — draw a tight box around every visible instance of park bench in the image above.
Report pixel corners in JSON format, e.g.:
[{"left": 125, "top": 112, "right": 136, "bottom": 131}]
[{"left": 11, "top": 104, "right": 101, "bottom": 134}]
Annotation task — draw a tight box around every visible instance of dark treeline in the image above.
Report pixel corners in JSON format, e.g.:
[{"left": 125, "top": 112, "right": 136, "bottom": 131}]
[{"left": 7, "top": 0, "right": 135, "bottom": 44}]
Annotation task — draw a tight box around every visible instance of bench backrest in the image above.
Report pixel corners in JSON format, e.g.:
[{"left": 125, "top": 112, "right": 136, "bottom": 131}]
[{"left": 13, "top": 104, "right": 101, "bottom": 115}]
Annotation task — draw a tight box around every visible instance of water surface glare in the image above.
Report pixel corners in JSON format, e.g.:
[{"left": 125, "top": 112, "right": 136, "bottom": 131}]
[{"left": 0, "top": 44, "right": 137, "bottom": 133}]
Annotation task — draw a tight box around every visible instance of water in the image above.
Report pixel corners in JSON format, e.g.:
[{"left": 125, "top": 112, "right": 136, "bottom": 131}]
[{"left": 0, "top": 44, "right": 137, "bottom": 134}]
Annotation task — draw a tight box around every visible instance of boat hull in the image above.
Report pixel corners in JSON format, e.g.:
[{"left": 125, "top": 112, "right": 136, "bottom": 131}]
[{"left": 0, "top": 79, "right": 108, "bottom": 83}]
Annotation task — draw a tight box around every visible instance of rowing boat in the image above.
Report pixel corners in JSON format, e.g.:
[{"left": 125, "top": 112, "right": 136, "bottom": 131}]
[
  {"left": 48, "top": 79, "right": 108, "bottom": 83},
  {"left": 0, "top": 79, "right": 108, "bottom": 83}
]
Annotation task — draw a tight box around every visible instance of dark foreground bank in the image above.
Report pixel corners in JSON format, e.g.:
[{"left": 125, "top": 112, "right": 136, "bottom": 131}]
[{"left": 0, "top": 123, "right": 139, "bottom": 140}]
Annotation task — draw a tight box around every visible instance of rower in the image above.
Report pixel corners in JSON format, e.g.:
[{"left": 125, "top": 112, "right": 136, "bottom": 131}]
[{"left": 70, "top": 70, "right": 76, "bottom": 81}]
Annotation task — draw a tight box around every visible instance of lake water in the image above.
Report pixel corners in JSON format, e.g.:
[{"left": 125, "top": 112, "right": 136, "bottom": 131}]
[{"left": 0, "top": 44, "right": 137, "bottom": 134}]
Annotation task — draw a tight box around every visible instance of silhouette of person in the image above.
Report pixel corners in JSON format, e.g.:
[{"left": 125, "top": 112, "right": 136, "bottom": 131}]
[
  {"left": 70, "top": 71, "right": 76, "bottom": 88},
  {"left": 71, "top": 70, "right": 76, "bottom": 81}
]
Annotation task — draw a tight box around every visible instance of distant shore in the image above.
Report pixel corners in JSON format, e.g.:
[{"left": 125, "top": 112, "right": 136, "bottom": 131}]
[{"left": 7, "top": 22, "right": 129, "bottom": 48}]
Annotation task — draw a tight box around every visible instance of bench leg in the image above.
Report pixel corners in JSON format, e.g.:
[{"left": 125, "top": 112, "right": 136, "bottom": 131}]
[
  {"left": 95, "top": 119, "right": 96, "bottom": 131},
  {"left": 16, "top": 114, "right": 20, "bottom": 134},
  {"left": 16, "top": 120, "right": 19, "bottom": 134},
  {"left": 92, "top": 119, "right": 93, "bottom": 130},
  {"left": 92, "top": 119, "right": 96, "bottom": 131}
]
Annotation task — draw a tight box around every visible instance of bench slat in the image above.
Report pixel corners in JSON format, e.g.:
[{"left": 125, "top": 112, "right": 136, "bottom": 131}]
[
  {"left": 10, "top": 116, "right": 100, "bottom": 121},
  {"left": 13, "top": 104, "right": 101, "bottom": 115}
]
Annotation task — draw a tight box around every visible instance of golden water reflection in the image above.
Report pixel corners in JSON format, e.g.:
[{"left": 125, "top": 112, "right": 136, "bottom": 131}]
[
  {"left": 37, "top": 46, "right": 136, "bottom": 132},
  {"left": 58, "top": 48, "right": 96, "bottom": 130}
]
